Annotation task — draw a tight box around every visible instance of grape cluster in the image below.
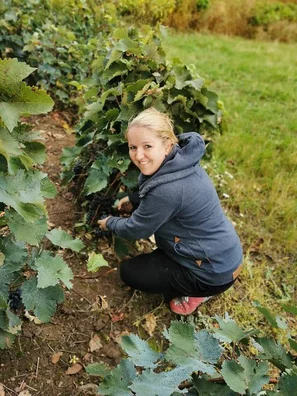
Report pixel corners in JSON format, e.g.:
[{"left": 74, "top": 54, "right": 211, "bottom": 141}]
[
  {"left": 8, "top": 288, "right": 23, "bottom": 311},
  {"left": 73, "top": 161, "right": 84, "bottom": 177},
  {"left": 86, "top": 193, "right": 115, "bottom": 226},
  {"left": 93, "top": 227, "right": 111, "bottom": 238}
]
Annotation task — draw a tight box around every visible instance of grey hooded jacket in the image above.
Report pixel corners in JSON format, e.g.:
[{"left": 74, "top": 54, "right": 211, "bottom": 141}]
[{"left": 106, "top": 132, "right": 243, "bottom": 286}]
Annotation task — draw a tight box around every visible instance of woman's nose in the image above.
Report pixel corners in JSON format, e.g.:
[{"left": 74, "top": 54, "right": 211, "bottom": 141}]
[{"left": 135, "top": 148, "right": 144, "bottom": 161}]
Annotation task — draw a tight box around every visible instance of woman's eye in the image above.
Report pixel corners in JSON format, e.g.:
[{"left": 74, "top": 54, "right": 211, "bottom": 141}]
[
  {"left": 129, "top": 146, "right": 136, "bottom": 151},
  {"left": 144, "top": 145, "right": 152, "bottom": 149}
]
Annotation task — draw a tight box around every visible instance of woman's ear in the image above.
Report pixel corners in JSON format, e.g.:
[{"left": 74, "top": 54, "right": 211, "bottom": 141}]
[{"left": 165, "top": 140, "right": 173, "bottom": 155}]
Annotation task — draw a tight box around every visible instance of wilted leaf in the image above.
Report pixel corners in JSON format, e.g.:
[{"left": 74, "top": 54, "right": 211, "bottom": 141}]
[
  {"left": 111, "top": 312, "right": 126, "bottom": 323},
  {"left": 52, "top": 351, "right": 63, "bottom": 364},
  {"left": 89, "top": 334, "right": 102, "bottom": 352},
  {"left": 91, "top": 295, "right": 109, "bottom": 312},
  {"left": 66, "top": 363, "right": 83, "bottom": 375},
  {"left": 142, "top": 313, "right": 157, "bottom": 336}
]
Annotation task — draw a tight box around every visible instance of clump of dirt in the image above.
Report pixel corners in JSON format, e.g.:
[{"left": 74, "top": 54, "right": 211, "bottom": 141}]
[{"left": 0, "top": 112, "right": 171, "bottom": 396}]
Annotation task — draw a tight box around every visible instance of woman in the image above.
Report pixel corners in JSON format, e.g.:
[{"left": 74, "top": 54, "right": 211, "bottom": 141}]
[{"left": 98, "top": 107, "right": 243, "bottom": 315}]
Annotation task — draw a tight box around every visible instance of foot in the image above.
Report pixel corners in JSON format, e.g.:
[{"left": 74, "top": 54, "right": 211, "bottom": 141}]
[{"left": 169, "top": 296, "right": 211, "bottom": 315}]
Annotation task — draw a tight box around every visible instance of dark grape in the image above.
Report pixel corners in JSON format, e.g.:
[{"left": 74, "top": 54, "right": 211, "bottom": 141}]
[
  {"left": 8, "top": 288, "right": 23, "bottom": 311},
  {"left": 73, "top": 161, "right": 84, "bottom": 177},
  {"left": 93, "top": 227, "right": 111, "bottom": 238}
]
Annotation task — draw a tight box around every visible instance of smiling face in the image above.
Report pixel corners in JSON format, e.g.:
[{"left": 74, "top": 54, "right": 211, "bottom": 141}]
[{"left": 127, "top": 126, "right": 172, "bottom": 175}]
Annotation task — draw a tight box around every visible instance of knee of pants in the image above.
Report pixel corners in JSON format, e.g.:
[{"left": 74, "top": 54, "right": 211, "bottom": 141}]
[{"left": 119, "top": 259, "right": 134, "bottom": 286}]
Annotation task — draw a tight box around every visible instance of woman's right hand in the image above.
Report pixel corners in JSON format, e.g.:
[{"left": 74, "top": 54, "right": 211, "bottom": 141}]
[{"left": 117, "top": 196, "right": 133, "bottom": 212}]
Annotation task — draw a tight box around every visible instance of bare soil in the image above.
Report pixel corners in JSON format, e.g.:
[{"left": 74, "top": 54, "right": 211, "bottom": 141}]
[{"left": 0, "top": 113, "right": 172, "bottom": 396}]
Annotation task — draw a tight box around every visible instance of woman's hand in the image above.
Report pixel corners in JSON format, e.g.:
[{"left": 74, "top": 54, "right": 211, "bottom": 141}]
[
  {"left": 117, "top": 196, "right": 133, "bottom": 212},
  {"left": 98, "top": 216, "right": 111, "bottom": 231}
]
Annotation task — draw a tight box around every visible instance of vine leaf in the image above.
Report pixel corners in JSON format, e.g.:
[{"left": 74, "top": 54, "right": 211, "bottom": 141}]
[
  {"left": 221, "top": 355, "right": 270, "bottom": 395},
  {"left": 277, "top": 370, "right": 297, "bottom": 395},
  {"left": 214, "top": 314, "right": 258, "bottom": 343},
  {"left": 0, "top": 170, "right": 47, "bottom": 221},
  {"left": 221, "top": 360, "right": 246, "bottom": 394},
  {"left": 130, "top": 366, "right": 190, "bottom": 396},
  {"left": 85, "top": 362, "right": 110, "bottom": 377},
  {"left": 97, "top": 359, "right": 136, "bottom": 396},
  {"left": 253, "top": 301, "right": 287, "bottom": 329},
  {"left": 87, "top": 252, "right": 109, "bottom": 272},
  {"left": 84, "top": 169, "right": 108, "bottom": 195},
  {"left": 21, "top": 277, "right": 64, "bottom": 323},
  {"left": 0, "top": 329, "right": 15, "bottom": 349},
  {"left": 164, "top": 321, "right": 219, "bottom": 375},
  {"left": 33, "top": 251, "right": 73, "bottom": 289},
  {"left": 46, "top": 228, "right": 84, "bottom": 252},
  {"left": 6, "top": 210, "right": 48, "bottom": 245},
  {"left": 0, "top": 59, "right": 54, "bottom": 132},
  {"left": 120, "top": 334, "right": 162, "bottom": 369},
  {"left": 192, "top": 375, "right": 237, "bottom": 395},
  {"left": 254, "top": 337, "right": 294, "bottom": 371},
  {"left": 0, "top": 236, "right": 27, "bottom": 272}
]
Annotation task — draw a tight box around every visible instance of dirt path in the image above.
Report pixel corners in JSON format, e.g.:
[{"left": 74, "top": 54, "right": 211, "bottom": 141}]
[{"left": 0, "top": 113, "right": 171, "bottom": 396}]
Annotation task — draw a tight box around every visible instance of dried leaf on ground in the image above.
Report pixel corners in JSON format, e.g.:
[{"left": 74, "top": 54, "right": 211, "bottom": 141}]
[
  {"left": 51, "top": 351, "right": 63, "bottom": 364},
  {"left": 142, "top": 313, "right": 157, "bottom": 336},
  {"left": 91, "top": 295, "right": 108, "bottom": 312},
  {"left": 66, "top": 363, "right": 83, "bottom": 375},
  {"left": 111, "top": 312, "right": 126, "bottom": 323},
  {"left": 18, "top": 391, "right": 32, "bottom": 396},
  {"left": 89, "top": 334, "right": 102, "bottom": 352}
]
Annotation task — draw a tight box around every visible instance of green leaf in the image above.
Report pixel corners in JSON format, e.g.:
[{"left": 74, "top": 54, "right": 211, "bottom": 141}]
[
  {"left": 214, "top": 314, "right": 257, "bottom": 343},
  {"left": 46, "top": 228, "right": 84, "bottom": 252},
  {"left": 0, "top": 267, "right": 18, "bottom": 300},
  {"left": 107, "top": 155, "right": 130, "bottom": 173},
  {"left": 0, "top": 59, "right": 54, "bottom": 132},
  {"left": 0, "top": 127, "right": 23, "bottom": 165},
  {"left": 6, "top": 210, "right": 48, "bottom": 245},
  {"left": 23, "top": 141, "right": 46, "bottom": 164},
  {"left": 221, "top": 360, "right": 246, "bottom": 394},
  {"left": 192, "top": 375, "right": 237, "bottom": 396},
  {"left": 120, "top": 334, "right": 162, "bottom": 369},
  {"left": 40, "top": 176, "right": 57, "bottom": 198},
  {"left": 87, "top": 252, "right": 109, "bottom": 272},
  {"left": 34, "top": 251, "right": 73, "bottom": 289},
  {"left": 0, "top": 169, "right": 47, "bottom": 221},
  {"left": 289, "top": 338, "right": 297, "bottom": 352},
  {"left": 85, "top": 362, "right": 110, "bottom": 377},
  {"left": 253, "top": 301, "right": 287, "bottom": 329},
  {"left": 0, "top": 328, "right": 15, "bottom": 349},
  {"left": 130, "top": 366, "right": 191, "bottom": 396},
  {"left": 114, "top": 237, "right": 130, "bottom": 260},
  {"left": 164, "top": 321, "right": 218, "bottom": 375},
  {"left": 83, "top": 169, "right": 108, "bottom": 195},
  {"left": 282, "top": 304, "right": 297, "bottom": 315},
  {"left": 0, "top": 59, "right": 35, "bottom": 87},
  {"left": 238, "top": 354, "right": 270, "bottom": 394},
  {"left": 255, "top": 337, "right": 294, "bottom": 370},
  {"left": 21, "top": 277, "right": 64, "bottom": 323},
  {"left": 278, "top": 370, "right": 297, "bottom": 394},
  {"left": 98, "top": 359, "right": 137, "bottom": 396},
  {"left": 0, "top": 236, "right": 27, "bottom": 271}
]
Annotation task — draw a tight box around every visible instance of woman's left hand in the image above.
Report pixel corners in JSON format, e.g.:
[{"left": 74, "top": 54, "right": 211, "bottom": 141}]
[{"left": 98, "top": 216, "right": 111, "bottom": 231}]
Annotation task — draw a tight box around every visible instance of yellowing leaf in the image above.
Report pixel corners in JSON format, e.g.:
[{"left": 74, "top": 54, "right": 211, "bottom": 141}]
[
  {"left": 87, "top": 252, "right": 109, "bottom": 272},
  {"left": 142, "top": 313, "right": 157, "bottom": 336}
]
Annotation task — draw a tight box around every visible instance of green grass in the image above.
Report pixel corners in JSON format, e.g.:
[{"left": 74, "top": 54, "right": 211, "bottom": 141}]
[
  {"left": 164, "top": 32, "right": 297, "bottom": 254},
  {"left": 164, "top": 32, "right": 297, "bottom": 336}
]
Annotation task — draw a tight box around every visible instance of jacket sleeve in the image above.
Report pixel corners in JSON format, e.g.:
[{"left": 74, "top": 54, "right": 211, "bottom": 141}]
[{"left": 106, "top": 185, "right": 181, "bottom": 239}]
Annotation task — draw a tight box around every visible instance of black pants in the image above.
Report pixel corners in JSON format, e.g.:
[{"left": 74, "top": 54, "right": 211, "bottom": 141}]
[{"left": 120, "top": 248, "right": 236, "bottom": 302}]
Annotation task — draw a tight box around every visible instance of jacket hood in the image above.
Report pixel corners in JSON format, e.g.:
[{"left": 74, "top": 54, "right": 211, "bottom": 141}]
[{"left": 138, "top": 132, "right": 205, "bottom": 197}]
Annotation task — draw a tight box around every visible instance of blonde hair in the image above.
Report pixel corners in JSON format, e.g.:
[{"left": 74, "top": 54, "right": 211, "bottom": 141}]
[{"left": 126, "top": 107, "right": 178, "bottom": 145}]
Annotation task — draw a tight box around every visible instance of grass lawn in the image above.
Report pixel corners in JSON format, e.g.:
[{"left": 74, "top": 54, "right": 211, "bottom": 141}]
[{"left": 164, "top": 32, "right": 297, "bottom": 333}]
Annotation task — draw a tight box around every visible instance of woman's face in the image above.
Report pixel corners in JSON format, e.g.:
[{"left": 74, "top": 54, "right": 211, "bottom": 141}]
[{"left": 127, "top": 126, "right": 172, "bottom": 175}]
